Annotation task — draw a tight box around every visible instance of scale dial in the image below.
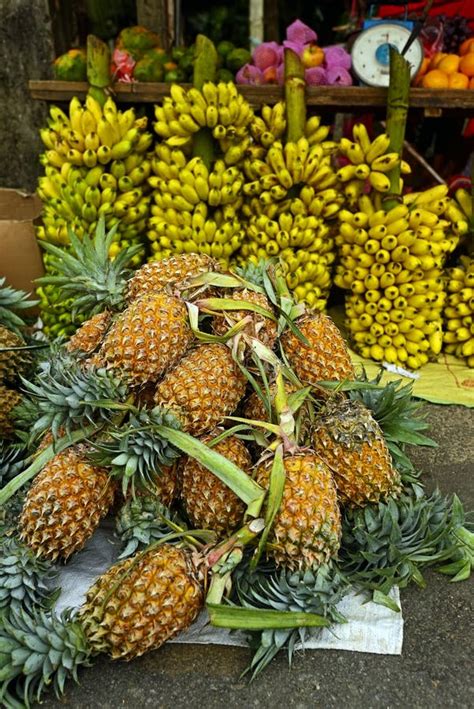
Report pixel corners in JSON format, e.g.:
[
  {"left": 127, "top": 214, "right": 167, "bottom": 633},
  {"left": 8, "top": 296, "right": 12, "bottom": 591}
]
[{"left": 351, "top": 23, "right": 423, "bottom": 87}]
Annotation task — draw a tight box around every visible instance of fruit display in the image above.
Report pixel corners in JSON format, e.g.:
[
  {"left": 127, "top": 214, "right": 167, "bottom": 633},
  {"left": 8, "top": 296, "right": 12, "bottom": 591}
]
[
  {"left": 443, "top": 254, "right": 474, "bottom": 366},
  {"left": 236, "top": 19, "right": 353, "bottom": 86},
  {"left": 0, "top": 222, "right": 472, "bottom": 707},
  {"left": 415, "top": 34, "right": 474, "bottom": 89}
]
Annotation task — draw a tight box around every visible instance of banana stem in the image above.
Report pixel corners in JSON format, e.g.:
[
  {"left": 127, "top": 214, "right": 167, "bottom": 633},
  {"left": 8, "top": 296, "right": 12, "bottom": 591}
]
[
  {"left": 384, "top": 47, "right": 411, "bottom": 210},
  {"left": 87, "top": 34, "right": 111, "bottom": 106},
  {"left": 192, "top": 34, "right": 218, "bottom": 169},
  {"left": 284, "top": 48, "right": 306, "bottom": 143}
]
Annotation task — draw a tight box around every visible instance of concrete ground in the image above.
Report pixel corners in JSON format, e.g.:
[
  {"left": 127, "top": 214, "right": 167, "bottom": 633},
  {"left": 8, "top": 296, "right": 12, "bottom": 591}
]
[{"left": 46, "top": 403, "right": 473, "bottom": 709}]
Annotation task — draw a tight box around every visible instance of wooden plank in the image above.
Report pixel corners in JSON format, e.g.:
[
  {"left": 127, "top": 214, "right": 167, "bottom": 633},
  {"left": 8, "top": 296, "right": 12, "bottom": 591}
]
[{"left": 28, "top": 80, "right": 474, "bottom": 112}]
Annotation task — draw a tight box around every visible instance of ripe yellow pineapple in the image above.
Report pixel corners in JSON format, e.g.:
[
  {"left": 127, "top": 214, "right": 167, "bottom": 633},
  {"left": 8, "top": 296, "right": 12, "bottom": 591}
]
[
  {"left": 78, "top": 544, "right": 203, "bottom": 659},
  {"left": 180, "top": 430, "right": 251, "bottom": 536},
  {"left": 281, "top": 312, "right": 355, "bottom": 386},
  {"left": 154, "top": 343, "right": 247, "bottom": 435},
  {"left": 0, "top": 326, "right": 32, "bottom": 384},
  {"left": 255, "top": 452, "right": 341, "bottom": 570},
  {"left": 126, "top": 252, "right": 221, "bottom": 301},
  {"left": 65, "top": 311, "right": 112, "bottom": 355},
  {"left": 312, "top": 397, "right": 401, "bottom": 506},
  {"left": 99, "top": 292, "right": 193, "bottom": 384},
  {"left": 19, "top": 447, "right": 115, "bottom": 560},
  {"left": 0, "top": 385, "right": 22, "bottom": 438}
]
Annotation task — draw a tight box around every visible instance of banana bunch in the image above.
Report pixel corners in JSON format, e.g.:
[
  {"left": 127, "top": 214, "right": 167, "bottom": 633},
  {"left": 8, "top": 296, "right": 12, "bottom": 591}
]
[
  {"left": 443, "top": 255, "right": 474, "bottom": 367},
  {"left": 334, "top": 185, "right": 460, "bottom": 370},
  {"left": 249, "top": 102, "right": 286, "bottom": 153},
  {"left": 153, "top": 82, "right": 254, "bottom": 166},
  {"left": 37, "top": 96, "right": 153, "bottom": 260},
  {"left": 443, "top": 187, "right": 473, "bottom": 247},
  {"left": 336, "top": 124, "right": 411, "bottom": 207},
  {"left": 36, "top": 253, "right": 86, "bottom": 339},
  {"left": 147, "top": 145, "right": 245, "bottom": 263}
]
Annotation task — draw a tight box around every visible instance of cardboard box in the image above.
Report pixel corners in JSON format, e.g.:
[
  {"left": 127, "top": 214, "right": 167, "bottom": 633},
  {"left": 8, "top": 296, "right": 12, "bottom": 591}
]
[{"left": 0, "top": 188, "right": 44, "bottom": 298}]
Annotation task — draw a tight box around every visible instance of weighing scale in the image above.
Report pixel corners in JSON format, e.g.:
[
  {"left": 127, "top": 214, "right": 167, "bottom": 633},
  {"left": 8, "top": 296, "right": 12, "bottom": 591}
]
[{"left": 351, "top": 20, "right": 424, "bottom": 87}]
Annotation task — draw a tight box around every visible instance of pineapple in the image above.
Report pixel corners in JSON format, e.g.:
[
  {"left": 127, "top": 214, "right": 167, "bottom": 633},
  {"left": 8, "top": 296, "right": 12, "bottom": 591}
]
[
  {"left": 154, "top": 343, "right": 247, "bottom": 435},
  {"left": 0, "top": 386, "right": 22, "bottom": 437},
  {"left": 0, "top": 326, "right": 32, "bottom": 384},
  {"left": 180, "top": 430, "right": 251, "bottom": 536},
  {"left": 281, "top": 312, "right": 355, "bottom": 385},
  {"left": 98, "top": 292, "right": 193, "bottom": 384},
  {"left": 65, "top": 310, "right": 112, "bottom": 355},
  {"left": 19, "top": 447, "right": 115, "bottom": 561},
  {"left": 211, "top": 288, "right": 278, "bottom": 353},
  {"left": 126, "top": 252, "right": 221, "bottom": 301},
  {"left": 312, "top": 397, "right": 401, "bottom": 507},
  {"left": 78, "top": 544, "right": 203, "bottom": 659},
  {"left": 255, "top": 452, "right": 341, "bottom": 571}
]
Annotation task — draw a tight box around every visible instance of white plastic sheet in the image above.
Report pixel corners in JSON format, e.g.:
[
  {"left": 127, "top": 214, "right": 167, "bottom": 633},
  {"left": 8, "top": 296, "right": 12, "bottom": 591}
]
[{"left": 54, "top": 526, "right": 403, "bottom": 655}]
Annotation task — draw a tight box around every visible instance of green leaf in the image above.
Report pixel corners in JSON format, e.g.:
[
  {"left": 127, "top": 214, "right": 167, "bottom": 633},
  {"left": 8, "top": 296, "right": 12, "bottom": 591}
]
[
  {"left": 251, "top": 448, "right": 285, "bottom": 570},
  {"left": 372, "top": 590, "right": 401, "bottom": 612},
  {"left": 207, "top": 604, "right": 331, "bottom": 630}
]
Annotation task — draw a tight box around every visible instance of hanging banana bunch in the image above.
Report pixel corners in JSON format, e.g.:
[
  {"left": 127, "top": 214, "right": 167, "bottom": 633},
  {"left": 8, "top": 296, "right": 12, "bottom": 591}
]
[
  {"left": 236, "top": 51, "right": 343, "bottom": 311},
  {"left": 443, "top": 255, "right": 474, "bottom": 367},
  {"left": 334, "top": 184, "right": 467, "bottom": 369},
  {"left": 148, "top": 45, "right": 254, "bottom": 266}
]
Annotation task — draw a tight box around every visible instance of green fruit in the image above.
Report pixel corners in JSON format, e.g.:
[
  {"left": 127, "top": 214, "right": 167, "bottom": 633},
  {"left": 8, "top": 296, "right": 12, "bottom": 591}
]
[
  {"left": 217, "top": 40, "right": 235, "bottom": 58},
  {"left": 134, "top": 55, "right": 164, "bottom": 82},
  {"left": 164, "top": 68, "right": 186, "bottom": 83},
  {"left": 53, "top": 49, "right": 87, "bottom": 81},
  {"left": 225, "top": 48, "right": 252, "bottom": 72},
  {"left": 172, "top": 46, "right": 187, "bottom": 62},
  {"left": 116, "top": 25, "right": 161, "bottom": 59},
  {"left": 217, "top": 68, "right": 234, "bottom": 82}
]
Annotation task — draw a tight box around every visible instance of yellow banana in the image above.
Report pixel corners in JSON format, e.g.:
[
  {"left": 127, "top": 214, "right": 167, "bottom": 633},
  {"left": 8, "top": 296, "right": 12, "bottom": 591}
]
[
  {"left": 365, "top": 133, "right": 391, "bottom": 164},
  {"left": 371, "top": 153, "right": 400, "bottom": 173},
  {"left": 352, "top": 123, "right": 371, "bottom": 154},
  {"left": 368, "top": 171, "right": 391, "bottom": 192}
]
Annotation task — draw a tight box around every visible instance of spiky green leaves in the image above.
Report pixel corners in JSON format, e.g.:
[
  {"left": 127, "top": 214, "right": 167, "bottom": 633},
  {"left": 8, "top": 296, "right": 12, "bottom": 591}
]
[
  {"left": 0, "top": 537, "right": 58, "bottom": 614},
  {"left": 20, "top": 354, "right": 128, "bottom": 441},
  {"left": 0, "top": 444, "right": 26, "bottom": 488},
  {"left": 0, "top": 607, "right": 92, "bottom": 708},
  {"left": 89, "top": 407, "right": 182, "bottom": 495},
  {"left": 0, "top": 278, "right": 38, "bottom": 336},
  {"left": 115, "top": 495, "right": 181, "bottom": 558},
  {"left": 340, "top": 490, "right": 467, "bottom": 598},
  {"left": 37, "top": 217, "right": 141, "bottom": 318}
]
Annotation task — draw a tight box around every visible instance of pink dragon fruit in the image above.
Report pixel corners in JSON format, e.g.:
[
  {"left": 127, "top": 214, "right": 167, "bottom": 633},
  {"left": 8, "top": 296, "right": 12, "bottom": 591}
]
[
  {"left": 305, "top": 66, "right": 328, "bottom": 85},
  {"left": 236, "top": 63, "right": 264, "bottom": 85},
  {"left": 324, "top": 45, "right": 352, "bottom": 71},
  {"left": 326, "top": 65, "right": 353, "bottom": 86},
  {"left": 252, "top": 41, "right": 283, "bottom": 70}
]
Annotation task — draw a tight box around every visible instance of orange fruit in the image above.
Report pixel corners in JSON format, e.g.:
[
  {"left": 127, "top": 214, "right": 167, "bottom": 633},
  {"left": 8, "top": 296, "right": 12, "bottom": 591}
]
[
  {"left": 448, "top": 72, "right": 469, "bottom": 89},
  {"left": 460, "top": 38, "right": 474, "bottom": 55},
  {"left": 417, "top": 56, "right": 430, "bottom": 77},
  {"left": 437, "top": 54, "right": 460, "bottom": 74},
  {"left": 421, "top": 69, "right": 450, "bottom": 89},
  {"left": 459, "top": 52, "right": 474, "bottom": 77},
  {"left": 470, "top": 77, "right": 474, "bottom": 89},
  {"left": 429, "top": 52, "right": 447, "bottom": 69}
]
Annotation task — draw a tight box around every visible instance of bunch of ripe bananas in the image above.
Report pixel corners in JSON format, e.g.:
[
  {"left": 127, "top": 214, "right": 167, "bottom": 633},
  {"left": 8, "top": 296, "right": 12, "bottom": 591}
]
[
  {"left": 37, "top": 96, "right": 153, "bottom": 259},
  {"left": 336, "top": 124, "right": 411, "bottom": 208},
  {"left": 36, "top": 253, "right": 87, "bottom": 339},
  {"left": 236, "top": 110, "right": 341, "bottom": 310},
  {"left": 443, "top": 254, "right": 474, "bottom": 367},
  {"left": 147, "top": 82, "right": 254, "bottom": 264},
  {"left": 147, "top": 145, "right": 245, "bottom": 262},
  {"left": 334, "top": 184, "right": 467, "bottom": 370}
]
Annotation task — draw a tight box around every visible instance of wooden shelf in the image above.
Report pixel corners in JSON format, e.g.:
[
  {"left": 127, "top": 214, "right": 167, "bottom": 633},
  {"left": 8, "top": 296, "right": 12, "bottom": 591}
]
[{"left": 29, "top": 81, "right": 474, "bottom": 115}]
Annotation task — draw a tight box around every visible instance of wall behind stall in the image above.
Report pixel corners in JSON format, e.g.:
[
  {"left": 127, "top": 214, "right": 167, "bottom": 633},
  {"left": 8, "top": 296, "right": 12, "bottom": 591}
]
[{"left": 0, "top": 0, "right": 55, "bottom": 192}]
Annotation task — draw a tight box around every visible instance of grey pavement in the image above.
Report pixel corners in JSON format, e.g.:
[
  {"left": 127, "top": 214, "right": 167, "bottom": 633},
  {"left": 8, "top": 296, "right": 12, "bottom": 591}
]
[{"left": 45, "top": 403, "right": 474, "bottom": 709}]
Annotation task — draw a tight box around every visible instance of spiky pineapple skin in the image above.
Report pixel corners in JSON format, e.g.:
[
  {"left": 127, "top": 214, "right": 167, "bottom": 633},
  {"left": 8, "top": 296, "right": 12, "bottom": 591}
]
[
  {"left": 180, "top": 431, "right": 251, "bottom": 536},
  {"left": 19, "top": 447, "right": 115, "bottom": 561},
  {"left": 0, "top": 326, "right": 32, "bottom": 384},
  {"left": 255, "top": 452, "right": 341, "bottom": 571},
  {"left": 211, "top": 289, "right": 278, "bottom": 352},
  {"left": 99, "top": 292, "right": 193, "bottom": 384},
  {"left": 154, "top": 343, "right": 246, "bottom": 435},
  {"left": 65, "top": 311, "right": 112, "bottom": 355},
  {"left": 127, "top": 253, "right": 220, "bottom": 301},
  {"left": 281, "top": 313, "right": 355, "bottom": 385},
  {"left": 0, "top": 386, "right": 22, "bottom": 437},
  {"left": 312, "top": 398, "right": 401, "bottom": 507},
  {"left": 78, "top": 544, "right": 203, "bottom": 659}
]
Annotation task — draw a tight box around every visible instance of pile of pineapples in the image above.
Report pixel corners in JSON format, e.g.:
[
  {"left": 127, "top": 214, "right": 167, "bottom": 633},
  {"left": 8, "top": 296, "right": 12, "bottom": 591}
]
[{"left": 1, "top": 221, "right": 472, "bottom": 706}]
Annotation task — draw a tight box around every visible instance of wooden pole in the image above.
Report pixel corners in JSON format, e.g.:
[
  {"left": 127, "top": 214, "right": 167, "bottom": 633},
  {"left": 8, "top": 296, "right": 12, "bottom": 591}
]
[
  {"left": 384, "top": 47, "right": 411, "bottom": 209},
  {"left": 284, "top": 49, "right": 306, "bottom": 143}
]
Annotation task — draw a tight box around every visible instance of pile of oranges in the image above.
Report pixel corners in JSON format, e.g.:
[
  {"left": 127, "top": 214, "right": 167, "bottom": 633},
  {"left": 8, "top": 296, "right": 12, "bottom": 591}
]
[{"left": 415, "top": 37, "right": 474, "bottom": 89}]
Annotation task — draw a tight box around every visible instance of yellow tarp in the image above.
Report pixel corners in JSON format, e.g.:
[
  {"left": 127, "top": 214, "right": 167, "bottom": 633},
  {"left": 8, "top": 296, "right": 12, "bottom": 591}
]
[{"left": 328, "top": 307, "right": 474, "bottom": 408}]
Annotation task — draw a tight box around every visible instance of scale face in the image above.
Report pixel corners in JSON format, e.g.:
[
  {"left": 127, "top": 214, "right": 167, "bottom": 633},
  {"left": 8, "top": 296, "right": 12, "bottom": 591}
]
[{"left": 351, "top": 22, "right": 423, "bottom": 87}]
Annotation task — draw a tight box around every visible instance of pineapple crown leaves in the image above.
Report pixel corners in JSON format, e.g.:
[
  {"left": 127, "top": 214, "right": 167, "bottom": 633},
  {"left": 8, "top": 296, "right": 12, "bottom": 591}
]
[
  {"left": 231, "top": 559, "right": 348, "bottom": 678},
  {"left": 0, "top": 443, "right": 28, "bottom": 488},
  {"left": 37, "top": 217, "right": 142, "bottom": 317},
  {"left": 0, "top": 606, "right": 92, "bottom": 708},
  {"left": 87, "top": 407, "right": 182, "bottom": 497},
  {"left": 115, "top": 494, "right": 182, "bottom": 559},
  {"left": 0, "top": 536, "right": 59, "bottom": 615},
  {"left": 347, "top": 370, "right": 437, "bottom": 471},
  {"left": 19, "top": 353, "right": 128, "bottom": 442},
  {"left": 339, "top": 489, "right": 468, "bottom": 597},
  {"left": 0, "top": 278, "right": 38, "bottom": 336}
]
